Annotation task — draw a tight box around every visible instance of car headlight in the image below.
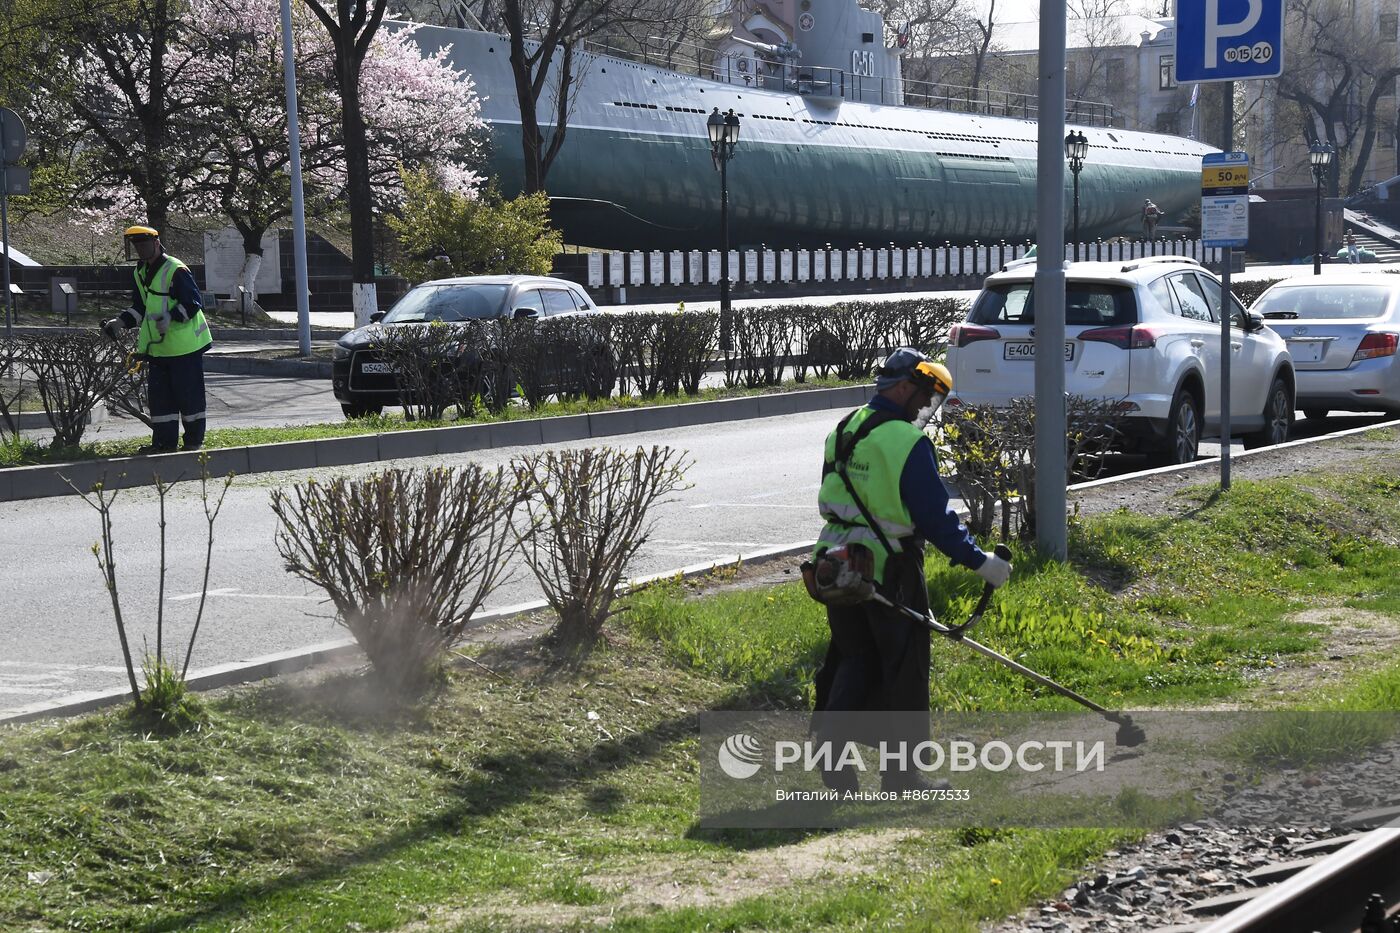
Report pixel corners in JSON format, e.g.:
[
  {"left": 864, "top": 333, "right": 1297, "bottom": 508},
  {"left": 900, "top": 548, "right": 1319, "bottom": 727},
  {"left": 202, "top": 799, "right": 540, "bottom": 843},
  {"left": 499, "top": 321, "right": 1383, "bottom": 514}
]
[{"left": 333, "top": 340, "right": 353, "bottom": 361}]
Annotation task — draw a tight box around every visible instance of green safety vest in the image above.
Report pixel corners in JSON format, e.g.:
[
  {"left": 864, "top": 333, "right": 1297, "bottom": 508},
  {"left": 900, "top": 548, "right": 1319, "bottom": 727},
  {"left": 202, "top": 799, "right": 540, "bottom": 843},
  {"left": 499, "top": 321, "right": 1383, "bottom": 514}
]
[
  {"left": 814, "top": 406, "right": 925, "bottom": 583},
  {"left": 135, "top": 255, "right": 212, "bottom": 357}
]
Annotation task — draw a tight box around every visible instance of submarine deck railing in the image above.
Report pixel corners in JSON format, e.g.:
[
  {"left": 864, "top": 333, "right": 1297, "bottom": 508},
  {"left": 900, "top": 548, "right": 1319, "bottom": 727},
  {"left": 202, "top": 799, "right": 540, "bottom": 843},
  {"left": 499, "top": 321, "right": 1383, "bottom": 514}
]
[{"left": 580, "top": 33, "right": 1123, "bottom": 128}]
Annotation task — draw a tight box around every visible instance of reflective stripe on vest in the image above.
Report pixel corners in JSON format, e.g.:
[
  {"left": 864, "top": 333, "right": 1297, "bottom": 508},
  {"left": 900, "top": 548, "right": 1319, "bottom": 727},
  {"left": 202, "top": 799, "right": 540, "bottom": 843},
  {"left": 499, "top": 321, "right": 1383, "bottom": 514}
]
[
  {"left": 135, "top": 256, "right": 213, "bottom": 358},
  {"left": 813, "top": 405, "right": 925, "bottom": 583}
]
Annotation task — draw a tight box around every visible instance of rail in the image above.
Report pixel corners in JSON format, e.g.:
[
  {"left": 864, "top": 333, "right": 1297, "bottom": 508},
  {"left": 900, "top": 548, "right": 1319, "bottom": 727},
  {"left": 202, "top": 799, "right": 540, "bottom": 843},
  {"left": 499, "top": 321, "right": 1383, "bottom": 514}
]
[{"left": 579, "top": 33, "right": 1123, "bottom": 127}]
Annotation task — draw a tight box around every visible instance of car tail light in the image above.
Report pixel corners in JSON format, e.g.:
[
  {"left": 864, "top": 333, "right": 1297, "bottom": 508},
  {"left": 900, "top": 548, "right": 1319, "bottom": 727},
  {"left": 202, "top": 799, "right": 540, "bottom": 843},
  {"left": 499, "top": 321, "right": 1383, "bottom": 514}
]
[
  {"left": 1078, "top": 325, "right": 1160, "bottom": 350},
  {"left": 1352, "top": 332, "right": 1398, "bottom": 362},
  {"left": 949, "top": 323, "right": 1000, "bottom": 347}
]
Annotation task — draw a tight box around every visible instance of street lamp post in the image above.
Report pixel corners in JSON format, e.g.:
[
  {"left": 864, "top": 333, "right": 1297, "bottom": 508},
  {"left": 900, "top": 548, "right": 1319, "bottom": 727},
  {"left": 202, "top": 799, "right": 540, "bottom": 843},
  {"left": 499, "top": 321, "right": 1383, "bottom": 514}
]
[
  {"left": 1309, "top": 141, "right": 1334, "bottom": 276},
  {"left": 708, "top": 107, "right": 740, "bottom": 346},
  {"left": 1064, "top": 130, "right": 1088, "bottom": 261}
]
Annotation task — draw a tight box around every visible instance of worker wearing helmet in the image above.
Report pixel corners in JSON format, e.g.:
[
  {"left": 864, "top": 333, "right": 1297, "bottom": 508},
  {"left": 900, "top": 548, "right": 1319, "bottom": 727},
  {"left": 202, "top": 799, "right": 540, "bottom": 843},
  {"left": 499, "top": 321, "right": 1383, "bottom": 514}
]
[
  {"left": 100, "top": 226, "right": 213, "bottom": 452},
  {"left": 810, "top": 347, "right": 1011, "bottom": 793}
]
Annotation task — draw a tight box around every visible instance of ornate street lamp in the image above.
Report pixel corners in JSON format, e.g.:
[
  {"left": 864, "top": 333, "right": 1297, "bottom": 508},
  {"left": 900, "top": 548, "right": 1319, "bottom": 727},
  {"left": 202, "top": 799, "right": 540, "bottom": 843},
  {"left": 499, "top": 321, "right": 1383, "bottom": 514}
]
[
  {"left": 1064, "top": 129, "right": 1089, "bottom": 261},
  {"left": 1309, "top": 141, "right": 1334, "bottom": 276},
  {"left": 708, "top": 107, "right": 741, "bottom": 345}
]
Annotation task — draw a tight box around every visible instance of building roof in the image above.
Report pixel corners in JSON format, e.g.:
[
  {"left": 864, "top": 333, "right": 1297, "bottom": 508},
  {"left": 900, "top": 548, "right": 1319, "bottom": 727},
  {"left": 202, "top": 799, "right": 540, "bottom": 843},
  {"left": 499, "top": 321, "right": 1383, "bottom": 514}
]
[{"left": 993, "top": 15, "right": 1171, "bottom": 55}]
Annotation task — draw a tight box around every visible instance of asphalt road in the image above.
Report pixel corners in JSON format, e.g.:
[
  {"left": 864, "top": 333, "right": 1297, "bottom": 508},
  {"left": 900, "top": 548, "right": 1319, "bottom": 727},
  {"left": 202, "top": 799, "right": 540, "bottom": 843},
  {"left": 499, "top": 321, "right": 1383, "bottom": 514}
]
[{"left": 0, "top": 409, "right": 850, "bottom": 714}]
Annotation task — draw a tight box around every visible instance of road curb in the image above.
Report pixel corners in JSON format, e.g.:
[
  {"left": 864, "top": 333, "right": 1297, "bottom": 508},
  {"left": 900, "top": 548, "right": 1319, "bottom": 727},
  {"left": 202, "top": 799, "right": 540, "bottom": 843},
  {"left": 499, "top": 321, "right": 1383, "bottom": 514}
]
[
  {"left": 0, "top": 384, "right": 873, "bottom": 502},
  {"left": 0, "top": 541, "right": 814, "bottom": 727},
  {"left": 204, "top": 356, "right": 334, "bottom": 378}
]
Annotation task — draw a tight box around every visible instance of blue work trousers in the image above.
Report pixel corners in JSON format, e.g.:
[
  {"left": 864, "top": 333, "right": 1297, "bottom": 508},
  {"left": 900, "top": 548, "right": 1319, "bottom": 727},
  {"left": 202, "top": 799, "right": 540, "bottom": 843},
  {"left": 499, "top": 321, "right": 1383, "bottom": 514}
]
[{"left": 147, "top": 351, "right": 207, "bottom": 450}]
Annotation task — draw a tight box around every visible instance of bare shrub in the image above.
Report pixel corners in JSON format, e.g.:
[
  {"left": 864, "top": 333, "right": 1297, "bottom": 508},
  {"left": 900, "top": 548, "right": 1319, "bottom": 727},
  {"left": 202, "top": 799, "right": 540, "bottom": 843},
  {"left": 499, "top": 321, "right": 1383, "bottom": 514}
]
[
  {"left": 24, "top": 333, "right": 131, "bottom": 447},
  {"left": 801, "top": 302, "right": 897, "bottom": 381},
  {"left": 650, "top": 308, "right": 716, "bottom": 396},
  {"left": 270, "top": 466, "right": 523, "bottom": 693},
  {"left": 0, "top": 339, "right": 24, "bottom": 442},
  {"left": 64, "top": 461, "right": 233, "bottom": 729},
  {"left": 512, "top": 446, "right": 690, "bottom": 659},
  {"left": 896, "top": 297, "right": 970, "bottom": 359},
  {"left": 724, "top": 306, "right": 798, "bottom": 388},
  {"left": 935, "top": 397, "right": 1123, "bottom": 539},
  {"left": 373, "top": 321, "right": 470, "bottom": 422}
]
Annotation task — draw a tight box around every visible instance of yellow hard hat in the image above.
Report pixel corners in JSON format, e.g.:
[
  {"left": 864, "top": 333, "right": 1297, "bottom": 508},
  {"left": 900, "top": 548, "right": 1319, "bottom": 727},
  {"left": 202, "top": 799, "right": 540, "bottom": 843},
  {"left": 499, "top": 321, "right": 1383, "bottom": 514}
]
[
  {"left": 124, "top": 225, "right": 159, "bottom": 238},
  {"left": 912, "top": 359, "right": 952, "bottom": 397}
]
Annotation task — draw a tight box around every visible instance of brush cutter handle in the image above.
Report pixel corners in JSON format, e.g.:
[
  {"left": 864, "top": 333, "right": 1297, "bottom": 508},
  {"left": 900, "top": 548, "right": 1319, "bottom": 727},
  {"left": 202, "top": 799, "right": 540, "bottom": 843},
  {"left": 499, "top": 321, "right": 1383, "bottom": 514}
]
[{"left": 947, "top": 544, "right": 1012, "bottom": 640}]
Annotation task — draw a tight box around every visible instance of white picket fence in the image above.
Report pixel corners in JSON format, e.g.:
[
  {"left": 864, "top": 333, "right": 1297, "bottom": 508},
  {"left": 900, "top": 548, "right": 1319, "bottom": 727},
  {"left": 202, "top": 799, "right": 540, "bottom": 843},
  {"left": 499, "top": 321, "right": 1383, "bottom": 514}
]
[{"left": 586, "top": 239, "right": 1223, "bottom": 289}]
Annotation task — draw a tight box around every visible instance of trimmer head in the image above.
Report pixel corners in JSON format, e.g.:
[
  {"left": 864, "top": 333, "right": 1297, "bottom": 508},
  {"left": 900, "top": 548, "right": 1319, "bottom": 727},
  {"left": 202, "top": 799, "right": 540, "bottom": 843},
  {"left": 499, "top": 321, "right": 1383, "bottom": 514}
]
[{"left": 1112, "top": 714, "right": 1147, "bottom": 748}]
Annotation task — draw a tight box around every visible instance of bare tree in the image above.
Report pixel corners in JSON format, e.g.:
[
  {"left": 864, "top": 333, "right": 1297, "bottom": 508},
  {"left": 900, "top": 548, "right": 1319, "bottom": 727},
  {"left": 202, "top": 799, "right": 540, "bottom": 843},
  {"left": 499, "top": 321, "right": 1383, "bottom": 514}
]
[
  {"left": 499, "top": 0, "right": 680, "bottom": 192},
  {"left": 24, "top": 333, "right": 132, "bottom": 448},
  {"left": 1276, "top": 0, "right": 1400, "bottom": 196},
  {"left": 301, "top": 0, "right": 391, "bottom": 321}
]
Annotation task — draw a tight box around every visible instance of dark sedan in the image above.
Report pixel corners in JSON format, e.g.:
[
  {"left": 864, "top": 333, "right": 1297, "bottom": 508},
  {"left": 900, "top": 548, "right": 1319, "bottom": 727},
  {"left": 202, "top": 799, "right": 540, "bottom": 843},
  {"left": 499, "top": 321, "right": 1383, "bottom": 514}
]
[{"left": 332, "top": 275, "right": 613, "bottom": 418}]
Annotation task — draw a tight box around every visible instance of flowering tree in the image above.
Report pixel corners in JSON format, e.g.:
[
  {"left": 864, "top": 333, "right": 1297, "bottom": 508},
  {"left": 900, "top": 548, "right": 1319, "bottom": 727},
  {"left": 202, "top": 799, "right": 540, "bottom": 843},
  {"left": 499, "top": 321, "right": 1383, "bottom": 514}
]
[{"left": 27, "top": 0, "right": 483, "bottom": 307}]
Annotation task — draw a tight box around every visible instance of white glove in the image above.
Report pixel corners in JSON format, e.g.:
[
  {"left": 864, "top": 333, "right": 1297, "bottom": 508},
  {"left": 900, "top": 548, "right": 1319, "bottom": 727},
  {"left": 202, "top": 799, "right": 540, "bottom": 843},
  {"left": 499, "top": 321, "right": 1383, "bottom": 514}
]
[
  {"left": 975, "top": 553, "right": 1012, "bottom": 589},
  {"left": 150, "top": 308, "right": 170, "bottom": 336}
]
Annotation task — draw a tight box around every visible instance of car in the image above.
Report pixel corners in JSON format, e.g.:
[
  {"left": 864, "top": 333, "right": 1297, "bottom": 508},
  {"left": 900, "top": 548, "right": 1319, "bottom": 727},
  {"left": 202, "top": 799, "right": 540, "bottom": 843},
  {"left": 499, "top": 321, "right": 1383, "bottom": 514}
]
[
  {"left": 332, "top": 275, "right": 614, "bottom": 418},
  {"left": 945, "top": 257, "right": 1296, "bottom": 464},
  {"left": 1251, "top": 274, "right": 1400, "bottom": 420}
]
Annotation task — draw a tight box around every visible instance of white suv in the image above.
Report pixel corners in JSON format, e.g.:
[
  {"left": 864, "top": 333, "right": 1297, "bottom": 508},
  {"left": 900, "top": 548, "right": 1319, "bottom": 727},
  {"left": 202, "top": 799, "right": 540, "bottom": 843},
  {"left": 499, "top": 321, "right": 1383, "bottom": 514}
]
[{"left": 946, "top": 257, "right": 1295, "bottom": 464}]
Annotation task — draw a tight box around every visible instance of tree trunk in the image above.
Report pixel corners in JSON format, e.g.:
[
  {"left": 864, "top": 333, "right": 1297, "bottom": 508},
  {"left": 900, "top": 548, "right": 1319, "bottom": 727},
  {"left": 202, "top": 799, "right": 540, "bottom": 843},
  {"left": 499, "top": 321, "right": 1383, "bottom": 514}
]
[
  {"left": 339, "top": 42, "right": 379, "bottom": 325},
  {"left": 508, "top": 27, "right": 545, "bottom": 194}
]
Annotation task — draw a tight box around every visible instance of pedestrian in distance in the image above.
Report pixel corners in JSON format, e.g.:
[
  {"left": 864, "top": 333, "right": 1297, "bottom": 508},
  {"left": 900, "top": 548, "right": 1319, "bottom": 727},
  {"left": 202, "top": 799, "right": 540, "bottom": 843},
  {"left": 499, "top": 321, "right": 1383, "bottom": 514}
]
[
  {"left": 1142, "top": 198, "right": 1162, "bottom": 239},
  {"left": 100, "top": 225, "right": 213, "bottom": 453},
  {"left": 808, "top": 347, "right": 1012, "bottom": 793}
]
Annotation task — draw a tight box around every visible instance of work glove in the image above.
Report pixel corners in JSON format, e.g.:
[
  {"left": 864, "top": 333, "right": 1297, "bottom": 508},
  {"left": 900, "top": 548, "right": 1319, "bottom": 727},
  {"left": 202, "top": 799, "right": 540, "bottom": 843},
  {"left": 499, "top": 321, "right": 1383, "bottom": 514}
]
[
  {"left": 149, "top": 308, "right": 171, "bottom": 336},
  {"left": 974, "top": 553, "right": 1012, "bottom": 589},
  {"left": 100, "top": 318, "right": 124, "bottom": 341}
]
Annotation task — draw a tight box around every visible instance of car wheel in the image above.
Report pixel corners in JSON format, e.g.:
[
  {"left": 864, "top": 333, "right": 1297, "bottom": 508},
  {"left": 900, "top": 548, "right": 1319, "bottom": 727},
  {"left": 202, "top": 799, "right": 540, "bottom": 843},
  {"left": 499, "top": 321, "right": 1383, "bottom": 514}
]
[
  {"left": 1303, "top": 408, "right": 1328, "bottom": 422},
  {"left": 1243, "top": 377, "right": 1293, "bottom": 450},
  {"left": 1154, "top": 388, "right": 1201, "bottom": 465},
  {"left": 479, "top": 364, "right": 512, "bottom": 411},
  {"left": 341, "top": 402, "right": 383, "bottom": 419}
]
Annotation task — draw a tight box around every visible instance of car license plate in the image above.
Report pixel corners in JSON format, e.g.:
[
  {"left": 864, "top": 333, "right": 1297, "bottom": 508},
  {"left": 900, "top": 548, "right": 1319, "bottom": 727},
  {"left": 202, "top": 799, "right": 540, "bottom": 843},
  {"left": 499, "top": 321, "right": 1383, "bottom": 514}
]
[
  {"left": 1286, "top": 340, "right": 1325, "bottom": 363},
  {"left": 360, "top": 361, "right": 395, "bottom": 375},
  {"left": 1003, "top": 341, "right": 1074, "bottom": 361}
]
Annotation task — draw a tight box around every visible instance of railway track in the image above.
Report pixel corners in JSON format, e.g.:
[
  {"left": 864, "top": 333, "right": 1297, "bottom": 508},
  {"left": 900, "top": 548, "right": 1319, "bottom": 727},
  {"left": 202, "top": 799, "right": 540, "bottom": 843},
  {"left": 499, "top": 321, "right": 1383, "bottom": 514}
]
[{"left": 1193, "top": 824, "right": 1400, "bottom": 933}]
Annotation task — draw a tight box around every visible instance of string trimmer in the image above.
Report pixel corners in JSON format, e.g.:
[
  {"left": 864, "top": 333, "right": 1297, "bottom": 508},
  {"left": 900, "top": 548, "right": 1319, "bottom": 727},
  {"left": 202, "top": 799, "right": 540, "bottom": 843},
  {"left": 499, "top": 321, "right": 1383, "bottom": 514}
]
[{"left": 879, "top": 544, "right": 1146, "bottom": 747}]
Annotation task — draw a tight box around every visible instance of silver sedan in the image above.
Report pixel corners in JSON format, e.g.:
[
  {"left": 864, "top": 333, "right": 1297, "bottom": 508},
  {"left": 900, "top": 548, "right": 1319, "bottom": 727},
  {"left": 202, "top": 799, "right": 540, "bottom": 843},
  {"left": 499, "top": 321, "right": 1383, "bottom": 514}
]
[{"left": 1253, "top": 275, "right": 1400, "bottom": 419}]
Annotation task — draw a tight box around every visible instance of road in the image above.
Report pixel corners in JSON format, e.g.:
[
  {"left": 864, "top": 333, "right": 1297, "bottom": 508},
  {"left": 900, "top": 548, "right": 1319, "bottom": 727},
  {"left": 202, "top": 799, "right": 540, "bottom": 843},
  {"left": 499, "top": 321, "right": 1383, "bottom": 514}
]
[
  {"left": 0, "top": 409, "right": 846, "bottom": 714},
  {"left": 2, "top": 381, "right": 1387, "bottom": 715}
]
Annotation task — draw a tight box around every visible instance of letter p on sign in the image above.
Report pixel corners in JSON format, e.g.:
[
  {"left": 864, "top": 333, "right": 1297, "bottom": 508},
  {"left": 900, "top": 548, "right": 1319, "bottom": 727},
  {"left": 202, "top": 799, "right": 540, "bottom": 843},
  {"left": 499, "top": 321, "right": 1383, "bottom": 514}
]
[{"left": 1176, "top": 0, "right": 1282, "bottom": 83}]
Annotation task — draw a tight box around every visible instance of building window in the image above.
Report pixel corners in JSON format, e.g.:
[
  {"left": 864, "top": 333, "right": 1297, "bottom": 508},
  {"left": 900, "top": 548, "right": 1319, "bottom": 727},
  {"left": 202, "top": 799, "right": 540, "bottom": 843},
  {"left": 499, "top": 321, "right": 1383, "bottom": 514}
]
[
  {"left": 1156, "top": 111, "right": 1180, "bottom": 135},
  {"left": 1381, "top": 12, "right": 1397, "bottom": 39},
  {"left": 1107, "top": 58, "right": 1125, "bottom": 88},
  {"left": 1159, "top": 55, "right": 1176, "bottom": 90}
]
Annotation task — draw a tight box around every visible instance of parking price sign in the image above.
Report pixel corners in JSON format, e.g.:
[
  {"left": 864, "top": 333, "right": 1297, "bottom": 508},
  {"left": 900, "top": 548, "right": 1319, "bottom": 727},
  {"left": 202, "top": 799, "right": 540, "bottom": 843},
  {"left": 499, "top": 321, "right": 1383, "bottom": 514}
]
[{"left": 1201, "top": 151, "right": 1249, "bottom": 249}]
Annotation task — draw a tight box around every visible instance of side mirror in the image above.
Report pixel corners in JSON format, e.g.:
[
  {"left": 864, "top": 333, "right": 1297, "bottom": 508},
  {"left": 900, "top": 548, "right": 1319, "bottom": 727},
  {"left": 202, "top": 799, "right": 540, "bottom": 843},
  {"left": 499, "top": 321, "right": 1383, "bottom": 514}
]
[
  {"left": 369, "top": 311, "right": 385, "bottom": 324},
  {"left": 1245, "top": 309, "right": 1265, "bottom": 333},
  {"left": 513, "top": 307, "right": 538, "bottom": 320}
]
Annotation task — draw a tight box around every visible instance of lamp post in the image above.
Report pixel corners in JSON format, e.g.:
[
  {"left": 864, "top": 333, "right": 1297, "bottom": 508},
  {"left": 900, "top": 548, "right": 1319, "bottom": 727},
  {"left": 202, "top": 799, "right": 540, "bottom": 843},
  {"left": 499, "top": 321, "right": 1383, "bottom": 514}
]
[
  {"left": 1064, "top": 129, "right": 1088, "bottom": 261},
  {"left": 1309, "top": 141, "right": 1334, "bottom": 276},
  {"left": 708, "top": 107, "right": 740, "bottom": 346}
]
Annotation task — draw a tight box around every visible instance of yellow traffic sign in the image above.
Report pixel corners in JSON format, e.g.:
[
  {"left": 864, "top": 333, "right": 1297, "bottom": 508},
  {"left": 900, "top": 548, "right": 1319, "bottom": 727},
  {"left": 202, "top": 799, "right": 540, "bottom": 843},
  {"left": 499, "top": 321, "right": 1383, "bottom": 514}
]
[{"left": 1202, "top": 164, "right": 1249, "bottom": 190}]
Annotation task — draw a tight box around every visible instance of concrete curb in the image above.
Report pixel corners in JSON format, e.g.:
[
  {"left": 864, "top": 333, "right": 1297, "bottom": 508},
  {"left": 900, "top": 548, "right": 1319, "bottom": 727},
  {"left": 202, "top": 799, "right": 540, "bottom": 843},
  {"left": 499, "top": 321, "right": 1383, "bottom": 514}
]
[
  {"left": 0, "top": 541, "right": 815, "bottom": 726},
  {"left": 13, "top": 406, "right": 107, "bottom": 431},
  {"left": 203, "top": 355, "right": 334, "bottom": 378},
  {"left": 0, "top": 384, "right": 874, "bottom": 503}
]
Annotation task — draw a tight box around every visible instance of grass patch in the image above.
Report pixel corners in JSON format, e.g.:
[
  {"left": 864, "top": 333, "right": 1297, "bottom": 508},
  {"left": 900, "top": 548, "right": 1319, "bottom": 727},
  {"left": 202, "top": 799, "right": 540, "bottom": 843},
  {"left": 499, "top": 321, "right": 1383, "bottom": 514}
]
[
  {"left": 0, "top": 376, "right": 866, "bottom": 468},
  {"left": 5, "top": 460, "right": 1400, "bottom": 929}
]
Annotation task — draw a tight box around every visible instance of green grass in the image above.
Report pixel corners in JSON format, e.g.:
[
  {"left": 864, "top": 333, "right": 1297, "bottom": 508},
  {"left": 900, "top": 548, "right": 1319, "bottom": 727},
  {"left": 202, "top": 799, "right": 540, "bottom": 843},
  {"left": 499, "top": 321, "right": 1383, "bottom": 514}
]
[
  {"left": 5, "top": 459, "right": 1400, "bottom": 930},
  {"left": 0, "top": 375, "right": 866, "bottom": 468}
]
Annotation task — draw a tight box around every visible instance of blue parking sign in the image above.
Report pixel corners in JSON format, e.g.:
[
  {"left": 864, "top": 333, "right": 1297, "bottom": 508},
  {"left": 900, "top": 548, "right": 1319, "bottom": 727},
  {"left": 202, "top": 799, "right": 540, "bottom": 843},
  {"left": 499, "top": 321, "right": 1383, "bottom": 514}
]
[{"left": 1176, "top": 0, "right": 1284, "bottom": 83}]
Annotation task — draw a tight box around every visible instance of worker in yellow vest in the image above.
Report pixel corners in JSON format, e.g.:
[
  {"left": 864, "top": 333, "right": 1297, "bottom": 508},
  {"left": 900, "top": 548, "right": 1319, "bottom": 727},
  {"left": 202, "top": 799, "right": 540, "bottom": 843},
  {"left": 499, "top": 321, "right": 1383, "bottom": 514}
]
[
  {"left": 810, "top": 348, "right": 1011, "bottom": 793},
  {"left": 101, "top": 226, "right": 213, "bottom": 452}
]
